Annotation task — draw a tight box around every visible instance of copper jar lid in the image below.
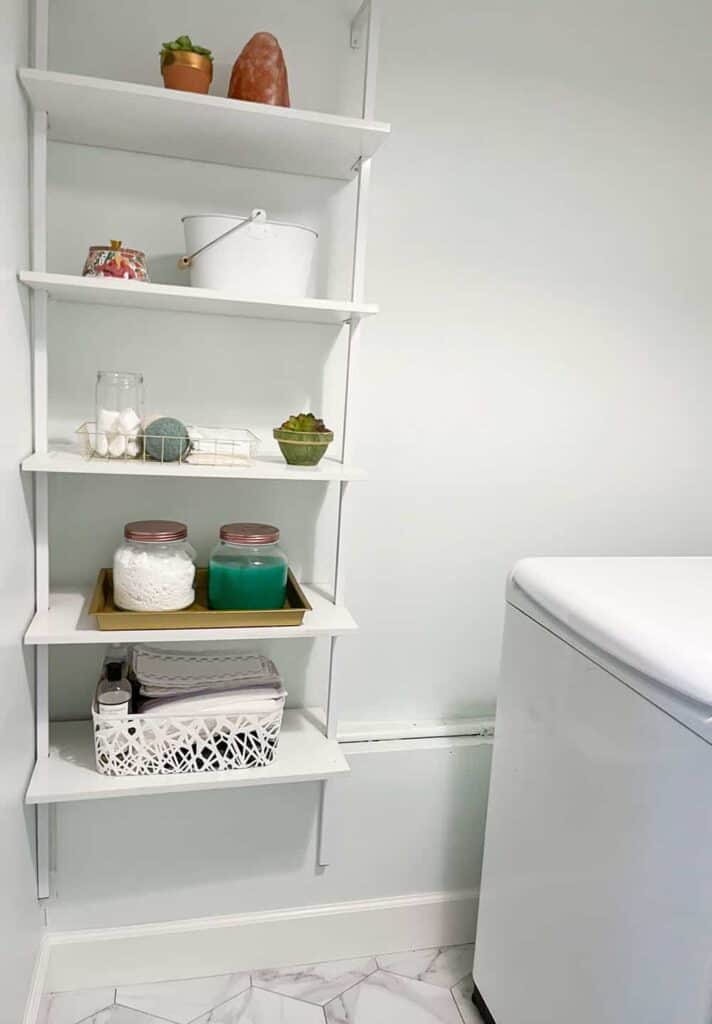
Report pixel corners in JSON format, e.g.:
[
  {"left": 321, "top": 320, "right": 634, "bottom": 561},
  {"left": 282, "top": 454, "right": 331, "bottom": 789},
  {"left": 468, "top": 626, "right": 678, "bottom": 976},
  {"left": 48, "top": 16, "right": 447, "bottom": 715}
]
[
  {"left": 124, "top": 520, "right": 188, "bottom": 542},
  {"left": 219, "top": 523, "right": 280, "bottom": 545}
]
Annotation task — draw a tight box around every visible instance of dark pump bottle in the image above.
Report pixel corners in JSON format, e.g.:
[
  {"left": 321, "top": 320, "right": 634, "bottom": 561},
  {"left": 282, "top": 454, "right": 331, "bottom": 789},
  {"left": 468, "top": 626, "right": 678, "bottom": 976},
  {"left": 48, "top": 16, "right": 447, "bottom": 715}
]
[{"left": 96, "top": 661, "right": 132, "bottom": 717}]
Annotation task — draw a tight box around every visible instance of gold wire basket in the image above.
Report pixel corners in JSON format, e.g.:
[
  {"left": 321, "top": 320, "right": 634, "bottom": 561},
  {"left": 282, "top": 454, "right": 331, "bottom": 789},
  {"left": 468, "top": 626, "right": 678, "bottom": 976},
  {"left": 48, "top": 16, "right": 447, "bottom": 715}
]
[{"left": 76, "top": 421, "right": 260, "bottom": 467}]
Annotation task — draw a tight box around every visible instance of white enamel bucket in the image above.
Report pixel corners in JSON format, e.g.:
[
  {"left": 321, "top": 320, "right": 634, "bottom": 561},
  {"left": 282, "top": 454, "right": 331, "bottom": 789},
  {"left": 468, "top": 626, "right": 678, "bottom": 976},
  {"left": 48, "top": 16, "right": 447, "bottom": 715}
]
[{"left": 181, "top": 210, "right": 317, "bottom": 298}]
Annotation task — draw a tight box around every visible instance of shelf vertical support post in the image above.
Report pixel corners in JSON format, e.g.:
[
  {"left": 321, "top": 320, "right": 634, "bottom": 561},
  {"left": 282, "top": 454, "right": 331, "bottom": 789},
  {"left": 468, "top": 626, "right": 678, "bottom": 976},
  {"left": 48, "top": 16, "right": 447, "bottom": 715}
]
[
  {"left": 31, "top": 0, "right": 51, "bottom": 902},
  {"left": 318, "top": 0, "right": 381, "bottom": 868},
  {"left": 351, "top": 0, "right": 381, "bottom": 120}
]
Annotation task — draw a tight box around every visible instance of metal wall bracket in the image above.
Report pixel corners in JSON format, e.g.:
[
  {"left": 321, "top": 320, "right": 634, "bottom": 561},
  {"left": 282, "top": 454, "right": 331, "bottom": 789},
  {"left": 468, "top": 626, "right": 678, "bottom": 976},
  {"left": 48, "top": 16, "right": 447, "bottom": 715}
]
[{"left": 350, "top": 0, "right": 371, "bottom": 49}]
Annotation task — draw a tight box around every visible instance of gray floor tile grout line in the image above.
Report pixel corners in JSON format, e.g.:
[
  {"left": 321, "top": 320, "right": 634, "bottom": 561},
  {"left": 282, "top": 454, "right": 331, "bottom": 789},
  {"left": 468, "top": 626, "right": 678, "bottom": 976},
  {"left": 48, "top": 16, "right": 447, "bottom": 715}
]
[
  {"left": 377, "top": 964, "right": 436, "bottom": 984},
  {"left": 452, "top": 990, "right": 468, "bottom": 1024},
  {"left": 319, "top": 962, "right": 382, "bottom": 1008},
  {"left": 252, "top": 953, "right": 374, "bottom": 976},
  {"left": 410, "top": 947, "right": 442, "bottom": 980},
  {"left": 451, "top": 969, "right": 471, "bottom": 988},
  {"left": 450, "top": 979, "right": 479, "bottom": 1024},
  {"left": 375, "top": 964, "right": 471, "bottom": 990},
  {"left": 249, "top": 977, "right": 357, "bottom": 1006},
  {"left": 317, "top": 963, "right": 469, "bottom": 1018},
  {"left": 182, "top": 978, "right": 252, "bottom": 1024},
  {"left": 114, "top": 1003, "right": 181, "bottom": 1024},
  {"left": 48, "top": 948, "right": 475, "bottom": 1024},
  {"left": 375, "top": 942, "right": 471, "bottom": 962},
  {"left": 71, "top": 1008, "right": 116, "bottom": 1024},
  {"left": 246, "top": 962, "right": 381, "bottom": 1008}
]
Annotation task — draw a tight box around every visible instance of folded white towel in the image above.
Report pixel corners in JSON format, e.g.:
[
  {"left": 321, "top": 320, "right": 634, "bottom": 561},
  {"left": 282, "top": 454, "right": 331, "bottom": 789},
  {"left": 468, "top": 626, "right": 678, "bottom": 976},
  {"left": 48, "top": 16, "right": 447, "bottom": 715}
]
[
  {"left": 138, "top": 686, "right": 287, "bottom": 716},
  {"left": 186, "top": 451, "right": 253, "bottom": 467},
  {"left": 138, "top": 684, "right": 282, "bottom": 700},
  {"left": 186, "top": 425, "right": 257, "bottom": 466}
]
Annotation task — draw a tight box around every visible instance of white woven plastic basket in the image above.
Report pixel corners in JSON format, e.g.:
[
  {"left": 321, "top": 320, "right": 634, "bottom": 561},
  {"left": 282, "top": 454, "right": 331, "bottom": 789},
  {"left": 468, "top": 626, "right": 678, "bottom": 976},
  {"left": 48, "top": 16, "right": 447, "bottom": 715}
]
[{"left": 92, "top": 702, "right": 284, "bottom": 776}]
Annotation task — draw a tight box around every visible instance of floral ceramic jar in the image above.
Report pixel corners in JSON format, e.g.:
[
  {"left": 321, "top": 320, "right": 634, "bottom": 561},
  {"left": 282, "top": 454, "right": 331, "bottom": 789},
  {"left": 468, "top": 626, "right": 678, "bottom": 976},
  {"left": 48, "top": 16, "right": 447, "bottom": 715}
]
[{"left": 83, "top": 240, "right": 149, "bottom": 281}]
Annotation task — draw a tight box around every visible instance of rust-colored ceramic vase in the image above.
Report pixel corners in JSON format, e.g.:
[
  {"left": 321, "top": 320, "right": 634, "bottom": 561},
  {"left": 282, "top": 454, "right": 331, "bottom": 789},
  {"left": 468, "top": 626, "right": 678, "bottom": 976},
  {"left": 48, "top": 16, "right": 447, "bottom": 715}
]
[
  {"left": 161, "top": 50, "right": 213, "bottom": 94},
  {"left": 228, "top": 32, "right": 290, "bottom": 106}
]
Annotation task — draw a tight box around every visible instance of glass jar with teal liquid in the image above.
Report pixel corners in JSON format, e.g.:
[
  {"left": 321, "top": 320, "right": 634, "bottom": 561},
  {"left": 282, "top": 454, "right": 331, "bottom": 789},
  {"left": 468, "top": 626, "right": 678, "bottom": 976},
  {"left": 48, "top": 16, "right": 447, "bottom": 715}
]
[{"left": 208, "top": 523, "right": 288, "bottom": 610}]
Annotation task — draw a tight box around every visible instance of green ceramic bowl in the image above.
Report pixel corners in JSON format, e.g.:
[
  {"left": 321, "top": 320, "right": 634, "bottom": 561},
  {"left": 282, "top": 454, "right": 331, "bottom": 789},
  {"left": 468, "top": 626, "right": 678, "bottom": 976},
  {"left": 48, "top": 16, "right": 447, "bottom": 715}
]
[{"left": 273, "top": 427, "right": 334, "bottom": 467}]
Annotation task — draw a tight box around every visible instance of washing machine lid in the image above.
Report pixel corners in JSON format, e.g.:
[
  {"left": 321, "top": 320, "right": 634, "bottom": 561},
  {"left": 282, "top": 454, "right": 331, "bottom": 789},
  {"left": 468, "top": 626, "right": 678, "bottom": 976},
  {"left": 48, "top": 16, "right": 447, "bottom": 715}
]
[{"left": 510, "top": 557, "right": 712, "bottom": 716}]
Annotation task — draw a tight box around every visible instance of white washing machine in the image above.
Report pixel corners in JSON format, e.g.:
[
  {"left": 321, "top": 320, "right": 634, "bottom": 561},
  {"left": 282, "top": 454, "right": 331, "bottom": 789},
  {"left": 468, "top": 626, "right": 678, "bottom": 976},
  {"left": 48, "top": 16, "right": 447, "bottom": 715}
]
[{"left": 472, "top": 557, "right": 712, "bottom": 1024}]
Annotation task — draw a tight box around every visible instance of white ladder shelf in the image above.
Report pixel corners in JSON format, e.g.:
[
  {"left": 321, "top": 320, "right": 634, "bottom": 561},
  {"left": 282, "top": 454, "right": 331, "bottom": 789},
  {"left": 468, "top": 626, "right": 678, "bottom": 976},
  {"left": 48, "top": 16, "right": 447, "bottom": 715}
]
[{"left": 24, "top": 0, "right": 385, "bottom": 899}]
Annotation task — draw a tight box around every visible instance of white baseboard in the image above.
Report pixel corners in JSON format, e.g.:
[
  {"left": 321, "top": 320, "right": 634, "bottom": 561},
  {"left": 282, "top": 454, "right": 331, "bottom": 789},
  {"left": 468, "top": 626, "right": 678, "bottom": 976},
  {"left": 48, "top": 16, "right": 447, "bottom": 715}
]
[{"left": 45, "top": 889, "right": 478, "bottom": 994}]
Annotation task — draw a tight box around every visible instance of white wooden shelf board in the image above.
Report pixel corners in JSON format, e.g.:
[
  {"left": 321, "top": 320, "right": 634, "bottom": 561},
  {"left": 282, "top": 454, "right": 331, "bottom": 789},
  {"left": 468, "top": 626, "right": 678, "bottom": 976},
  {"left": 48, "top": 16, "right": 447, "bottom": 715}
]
[
  {"left": 25, "top": 710, "right": 349, "bottom": 804},
  {"left": 18, "top": 69, "right": 390, "bottom": 180},
  {"left": 25, "top": 584, "right": 356, "bottom": 645},
  {"left": 19, "top": 272, "right": 378, "bottom": 326},
  {"left": 22, "top": 448, "right": 367, "bottom": 483}
]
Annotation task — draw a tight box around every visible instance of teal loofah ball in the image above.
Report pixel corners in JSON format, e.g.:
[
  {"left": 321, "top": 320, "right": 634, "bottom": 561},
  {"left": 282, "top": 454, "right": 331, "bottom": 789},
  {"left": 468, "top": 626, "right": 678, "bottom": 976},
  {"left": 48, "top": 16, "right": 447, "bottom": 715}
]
[{"left": 144, "top": 417, "right": 190, "bottom": 463}]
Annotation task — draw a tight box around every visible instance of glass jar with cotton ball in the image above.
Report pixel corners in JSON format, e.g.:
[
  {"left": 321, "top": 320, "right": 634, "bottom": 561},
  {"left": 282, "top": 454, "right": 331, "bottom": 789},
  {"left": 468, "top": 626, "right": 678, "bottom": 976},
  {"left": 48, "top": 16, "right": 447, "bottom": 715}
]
[{"left": 95, "top": 370, "right": 144, "bottom": 459}]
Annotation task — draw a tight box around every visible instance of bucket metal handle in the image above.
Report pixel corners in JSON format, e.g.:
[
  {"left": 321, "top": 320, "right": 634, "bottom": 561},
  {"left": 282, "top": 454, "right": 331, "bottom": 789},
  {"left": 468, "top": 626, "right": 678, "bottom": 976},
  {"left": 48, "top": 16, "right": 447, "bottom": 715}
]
[{"left": 178, "top": 208, "right": 267, "bottom": 270}]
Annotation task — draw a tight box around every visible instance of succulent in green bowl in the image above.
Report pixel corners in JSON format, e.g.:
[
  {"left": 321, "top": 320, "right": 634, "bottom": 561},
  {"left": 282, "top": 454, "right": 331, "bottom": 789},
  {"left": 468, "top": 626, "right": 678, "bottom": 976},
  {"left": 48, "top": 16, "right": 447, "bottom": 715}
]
[{"left": 274, "top": 413, "right": 334, "bottom": 467}]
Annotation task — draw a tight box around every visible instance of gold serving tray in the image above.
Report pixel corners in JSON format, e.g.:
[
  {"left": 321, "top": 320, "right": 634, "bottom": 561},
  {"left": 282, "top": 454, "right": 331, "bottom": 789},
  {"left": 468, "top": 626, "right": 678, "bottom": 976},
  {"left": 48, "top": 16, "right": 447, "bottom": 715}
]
[{"left": 89, "top": 568, "right": 311, "bottom": 631}]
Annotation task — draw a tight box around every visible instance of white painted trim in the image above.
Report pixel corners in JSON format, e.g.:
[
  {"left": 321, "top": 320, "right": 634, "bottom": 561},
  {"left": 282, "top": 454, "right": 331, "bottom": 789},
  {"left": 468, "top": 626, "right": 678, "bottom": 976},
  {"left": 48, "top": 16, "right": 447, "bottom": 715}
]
[
  {"left": 23, "top": 937, "right": 50, "bottom": 1024},
  {"left": 318, "top": 712, "right": 495, "bottom": 864},
  {"left": 344, "top": 736, "right": 493, "bottom": 756},
  {"left": 44, "top": 890, "right": 477, "bottom": 993},
  {"left": 338, "top": 717, "right": 495, "bottom": 743}
]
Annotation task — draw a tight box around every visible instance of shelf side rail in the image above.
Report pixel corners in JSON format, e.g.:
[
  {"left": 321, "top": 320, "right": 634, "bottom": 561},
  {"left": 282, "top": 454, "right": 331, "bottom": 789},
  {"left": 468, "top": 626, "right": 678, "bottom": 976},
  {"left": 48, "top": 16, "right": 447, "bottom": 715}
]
[
  {"left": 351, "top": 0, "right": 381, "bottom": 120},
  {"left": 30, "top": 0, "right": 51, "bottom": 902},
  {"left": 319, "top": 0, "right": 382, "bottom": 863}
]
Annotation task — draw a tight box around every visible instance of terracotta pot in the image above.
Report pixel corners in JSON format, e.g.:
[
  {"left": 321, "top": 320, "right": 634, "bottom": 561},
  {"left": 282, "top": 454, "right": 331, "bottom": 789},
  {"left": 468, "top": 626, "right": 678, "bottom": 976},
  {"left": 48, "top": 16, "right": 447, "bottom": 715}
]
[{"left": 161, "top": 51, "right": 213, "bottom": 94}]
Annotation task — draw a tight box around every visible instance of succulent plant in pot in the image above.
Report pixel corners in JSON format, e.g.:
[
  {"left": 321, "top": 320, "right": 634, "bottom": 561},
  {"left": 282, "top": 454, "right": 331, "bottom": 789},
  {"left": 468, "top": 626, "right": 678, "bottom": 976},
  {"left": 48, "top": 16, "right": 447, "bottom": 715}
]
[
  {"left": 274, "top": 413, "right": 334, "bottom": 467},
  {"left": 160, "top": 35, "right": 214, "bottom": 94}
]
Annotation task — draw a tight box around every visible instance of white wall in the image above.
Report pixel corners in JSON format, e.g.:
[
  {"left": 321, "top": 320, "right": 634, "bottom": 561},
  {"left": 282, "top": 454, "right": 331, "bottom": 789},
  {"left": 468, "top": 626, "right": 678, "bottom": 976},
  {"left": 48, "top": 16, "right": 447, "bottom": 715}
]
[
  {"left": 42, "top": 0, "right": 712, "bottom": 931},
  {"left": 50, "top": 741, "right": 489, "bottom": 930},
  {"left": 340, "top": 0, "right": 712, "bottom": 721},
  {"left": 0, "top": 0, "right": 43, "bottom": 1017}
]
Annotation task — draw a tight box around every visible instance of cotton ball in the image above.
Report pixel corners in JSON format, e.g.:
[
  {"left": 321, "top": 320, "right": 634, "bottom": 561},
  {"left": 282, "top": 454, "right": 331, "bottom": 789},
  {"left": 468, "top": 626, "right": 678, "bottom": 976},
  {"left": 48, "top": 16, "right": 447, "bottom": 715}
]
[
  {"left": 108, "top": 433, "right": 127, "bottom": 458},
  {"left": 97, "top": 408, "right": 120, "bottom": 434},
  {"left": 118, "top": 407, "right": 141, "bottom": 434},
  {"left": 95, "top": 432, "right": 109, "bottom": 457},
  {"left": 144, "top": 417, "right": 190, "bottom": 463}
]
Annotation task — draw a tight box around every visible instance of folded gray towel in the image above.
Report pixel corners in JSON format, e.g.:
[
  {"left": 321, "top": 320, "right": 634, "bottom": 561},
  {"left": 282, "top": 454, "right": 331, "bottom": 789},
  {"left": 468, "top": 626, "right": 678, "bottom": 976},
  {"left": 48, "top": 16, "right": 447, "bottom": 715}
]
[{"left": 131, "top": 646, "right": 281, "bottom": 697}]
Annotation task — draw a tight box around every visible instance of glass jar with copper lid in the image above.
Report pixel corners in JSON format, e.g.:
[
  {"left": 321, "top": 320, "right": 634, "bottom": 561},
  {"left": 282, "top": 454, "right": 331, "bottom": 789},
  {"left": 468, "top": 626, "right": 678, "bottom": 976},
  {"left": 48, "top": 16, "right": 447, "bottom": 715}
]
[
  {"left": 113, "top": 520, "right": 196, "bottom": 612},
  {"left": 208, "top": 523, "right": 288, "bottom": 611}
]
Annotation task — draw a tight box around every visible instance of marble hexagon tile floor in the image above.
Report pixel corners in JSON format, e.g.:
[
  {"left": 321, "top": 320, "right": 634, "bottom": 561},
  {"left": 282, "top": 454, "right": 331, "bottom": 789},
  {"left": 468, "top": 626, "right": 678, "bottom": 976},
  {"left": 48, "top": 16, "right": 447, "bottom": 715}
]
[{"left": 39, "top": 944, "right": 484, "bottom": 1024}]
